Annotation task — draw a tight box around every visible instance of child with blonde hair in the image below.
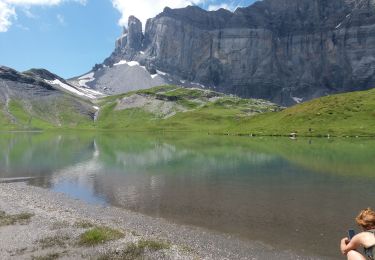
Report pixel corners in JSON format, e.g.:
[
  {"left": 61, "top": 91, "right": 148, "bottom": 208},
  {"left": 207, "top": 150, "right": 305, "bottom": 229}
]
[{"left": 340, "top": 208, "right": 375, "bottom": 260}]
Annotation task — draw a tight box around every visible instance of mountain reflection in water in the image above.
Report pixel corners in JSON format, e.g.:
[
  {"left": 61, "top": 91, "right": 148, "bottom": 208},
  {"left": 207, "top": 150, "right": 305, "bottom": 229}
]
[{"left": 1, "top": 132, "right": 375, "bottom": 259}]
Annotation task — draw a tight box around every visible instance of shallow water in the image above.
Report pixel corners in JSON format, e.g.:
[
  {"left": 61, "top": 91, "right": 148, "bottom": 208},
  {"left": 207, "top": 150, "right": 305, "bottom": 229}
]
[{"left": 1, "top": 132, "right": 375, "bottom": 259}]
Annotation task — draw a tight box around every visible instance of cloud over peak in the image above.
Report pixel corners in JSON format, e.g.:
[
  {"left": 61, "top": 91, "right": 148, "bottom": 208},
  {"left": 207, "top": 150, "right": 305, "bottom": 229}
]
[
  {"left": 111, "top": 0, "right": 206, "bottom": 29},
  {"left": 0, "top": 1, "right": 15, "bottom": 32},
  {"left": 0, "top": 0, "right": 247, "bottom": 33},
  {"left": 4, "top": 0, "right": 86, "bottom": 5}
]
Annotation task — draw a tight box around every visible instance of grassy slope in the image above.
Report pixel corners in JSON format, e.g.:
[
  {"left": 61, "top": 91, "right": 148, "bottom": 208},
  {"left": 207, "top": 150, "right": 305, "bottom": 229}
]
[
  {"left": 0, "top": 103, "right": 14, "bottom": 130},
  {"left": 95, "top": 85, "right": 280, "bottom": 132},
  {"left": 232, "top": 88, "right": 375, "bottom": 137},
  {"left": 0, "top": 96, "right": 94, "bottom": 131},
  {"left": 8, "top": 101, "right": 54, "bottom": 129},
  {"left": 1, "top": 84, "right": 375, "bottom": 137}
]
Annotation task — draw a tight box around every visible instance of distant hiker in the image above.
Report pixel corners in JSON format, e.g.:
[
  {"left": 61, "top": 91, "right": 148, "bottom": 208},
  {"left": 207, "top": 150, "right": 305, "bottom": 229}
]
[{"left": 340, "top": 208, "right": 375, "bottom": 260}]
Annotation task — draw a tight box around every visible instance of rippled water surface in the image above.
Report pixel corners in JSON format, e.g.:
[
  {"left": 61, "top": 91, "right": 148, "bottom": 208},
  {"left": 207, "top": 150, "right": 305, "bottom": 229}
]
[{"left": 1, "top": 132, "right": 375, "bottom": 259}]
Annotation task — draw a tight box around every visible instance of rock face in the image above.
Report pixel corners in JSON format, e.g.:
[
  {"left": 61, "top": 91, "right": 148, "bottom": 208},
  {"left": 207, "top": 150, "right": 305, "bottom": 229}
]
[
  {"left": 127, "top": 16, "right": 143, "bottom": 51},
  {"left": 0, "top": 66, "right": 57, "bottom": 101},
  {"left": 103, "top": 0, "right": 375, "bottom": 106}
]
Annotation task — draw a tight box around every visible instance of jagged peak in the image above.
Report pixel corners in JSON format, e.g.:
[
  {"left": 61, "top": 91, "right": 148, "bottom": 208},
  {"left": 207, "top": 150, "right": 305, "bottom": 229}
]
[{"left": 128, "top": 15, "right": 142, "bottom": 27}]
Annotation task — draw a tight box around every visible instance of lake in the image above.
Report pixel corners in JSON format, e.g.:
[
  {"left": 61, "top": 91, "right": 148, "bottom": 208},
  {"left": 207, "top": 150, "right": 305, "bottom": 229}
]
[{"left": 1, "top": 132, "right": 374, "bottom": 259}]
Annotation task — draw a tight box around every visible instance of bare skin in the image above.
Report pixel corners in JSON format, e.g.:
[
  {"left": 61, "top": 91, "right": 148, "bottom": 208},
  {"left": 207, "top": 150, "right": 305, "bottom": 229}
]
[{"left": 340, "top": 230, "right": 375, "bottom": 260}]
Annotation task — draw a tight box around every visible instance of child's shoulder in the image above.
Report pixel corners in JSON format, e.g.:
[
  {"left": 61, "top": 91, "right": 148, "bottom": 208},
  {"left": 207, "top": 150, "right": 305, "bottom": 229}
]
[
  {"left": 355, "top": 231, "right": 375, "bottom": 243},
  {"left": 354, "top": 232, "right": 370, "bottom": 240}
]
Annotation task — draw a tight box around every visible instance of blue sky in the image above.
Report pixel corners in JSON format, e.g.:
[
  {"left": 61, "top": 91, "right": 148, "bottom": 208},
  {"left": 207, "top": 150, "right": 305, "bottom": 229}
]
[{"left": 0, "top": 0, "right": 256, "bottom": 78}]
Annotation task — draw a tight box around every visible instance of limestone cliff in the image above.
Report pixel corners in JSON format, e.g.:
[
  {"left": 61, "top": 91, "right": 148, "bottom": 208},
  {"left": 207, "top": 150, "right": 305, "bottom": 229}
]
[{"left": 103, "top": 0, "right": 375, "bottom": 105}]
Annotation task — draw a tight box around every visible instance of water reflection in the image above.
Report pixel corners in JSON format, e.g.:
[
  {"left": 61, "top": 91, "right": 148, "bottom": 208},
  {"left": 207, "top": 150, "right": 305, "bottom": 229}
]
[{"left": 0, "top": 132, "right": 375, "bottom": 259}]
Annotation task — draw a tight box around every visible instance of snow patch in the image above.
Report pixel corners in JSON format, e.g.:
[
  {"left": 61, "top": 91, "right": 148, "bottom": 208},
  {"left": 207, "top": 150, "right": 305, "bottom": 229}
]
[
  {"left": 78, "top": 72, "right": 95, "bottom": 88},
  {"left": 292, "top": 97, "right": 303, "bottom": 103},
  {"left": 78, "top": 72, "right": 94, "bottom": 80},
  {"left": 78, "top": 87, "right": 103, "bottom": 96},
  {"left": 156, "top": 70, "right": 167, "bottom": 76},
  {"left": 114, "top": 60, "right": 128, "bottom": 66},
  {"left": 128, "top": 61, "right": 140, "bottom": 67},
  {"left": 46, "top": 79, "right": 92, "bottom": 98},
  {"left": 46, "top": 79, "right": 104, "bottom": 99},
  {"left": 192, "top": 82, "right": 205, "bottom": 88},
  {"left": 114, "top": 60, "right": 141, "bottom": 67},
  {"left": 75, "top": 85, "right": 104, "bottom": 99},
  {"left": 150, "top": 69, "right": 168, "bottom": 79},
  {"left": 113, "top": 60, "right": 148, "bottom": 72}
]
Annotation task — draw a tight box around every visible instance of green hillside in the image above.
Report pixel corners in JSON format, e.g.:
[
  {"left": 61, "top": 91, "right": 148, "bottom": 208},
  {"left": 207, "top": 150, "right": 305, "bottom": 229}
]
[
  {"left": 0, "top": 95, "right": 95, "bottom": 131},
  {"left": 1, "top": 84, "right": 375, "bottom": 137},
  {"left": 94, "top": 85, "right": 280, "bottom": 131},
  {"left": 233, "top": 88, "right": 375, "bottom": 137}
]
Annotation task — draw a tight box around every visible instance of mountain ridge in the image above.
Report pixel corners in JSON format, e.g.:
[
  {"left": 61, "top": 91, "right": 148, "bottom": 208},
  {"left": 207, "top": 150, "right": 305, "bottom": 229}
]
[
  {"left": 0, "top": 66, "right": 280, "bottom": 131},
  {"left": 1, "top": 65, "right": 375, "bottom": 137},
  {"left": 93, "top": 0, "right": 375, "bottom": 106},
  {"left": 0, "top": 66, "right": 98, "bottom": 130}
]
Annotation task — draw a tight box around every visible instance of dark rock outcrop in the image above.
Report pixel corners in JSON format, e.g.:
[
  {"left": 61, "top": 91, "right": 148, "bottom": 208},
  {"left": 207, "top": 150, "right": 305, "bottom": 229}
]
[
  {"left": 103, "top": 0, "right": 375, "bottom": 106},
  {"left": 23, "top": 68, "right": 66, "bottom": 82},
  {"left": 115, "top": 16, "right": 143, "bottom": 56},
  {"left": 0, "top": 66, "right": 57, "bottom": 94},
  {"left": 127, "top": 16, "right": 143, "bottom": 51}
]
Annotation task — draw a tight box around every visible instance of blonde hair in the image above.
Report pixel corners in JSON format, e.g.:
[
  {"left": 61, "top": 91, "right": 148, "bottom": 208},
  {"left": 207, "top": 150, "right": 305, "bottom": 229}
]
[{"left": 356, "top": 208, "right": 375, "bottom": 230}]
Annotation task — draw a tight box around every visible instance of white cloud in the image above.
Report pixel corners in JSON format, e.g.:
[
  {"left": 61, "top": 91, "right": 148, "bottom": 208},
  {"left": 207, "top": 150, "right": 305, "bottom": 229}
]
[
  {"left": 207, "top": 3, "right": 231, "bottom": 11},
  {"left": 0, "top": 1, "right": 16, "bottom": 32},
  {"left": 0, "top": 0, "right": 86, "bottom": 32},
  {"left": 4, "top": 0, "right": 86, "bottom": 5},
  {"left": 208, "top": 0, "right": 246, "bottom": 12},
  {"left": 111, "top": 0, "right": 207, "bottom": 29},
  {"left": 4, "top": 0, "right": 62, "bottom": 4}
]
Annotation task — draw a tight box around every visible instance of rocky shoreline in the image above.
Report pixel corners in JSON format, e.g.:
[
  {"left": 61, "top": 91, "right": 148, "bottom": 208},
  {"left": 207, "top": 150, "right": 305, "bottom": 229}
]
[{"left": 0, "top": 182, "right": 320, "bottom": 259}]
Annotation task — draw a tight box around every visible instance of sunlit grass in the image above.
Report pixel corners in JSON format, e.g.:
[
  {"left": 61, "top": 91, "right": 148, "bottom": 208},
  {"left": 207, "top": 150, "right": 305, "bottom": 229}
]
[
  {"left": 78, "top": 226, "right": 124, "bottom": 246},
  {"left": 2, "top": 84, "right": 375, "bottom": 137},
  {"left": 232, "top": 88, "right": 375, "bottom": 137}
]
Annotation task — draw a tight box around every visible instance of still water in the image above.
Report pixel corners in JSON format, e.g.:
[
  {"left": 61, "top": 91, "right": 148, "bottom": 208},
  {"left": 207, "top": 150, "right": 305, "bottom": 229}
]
[{"left": 0, "top": 132, "right": 374, "bottom": 259}]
